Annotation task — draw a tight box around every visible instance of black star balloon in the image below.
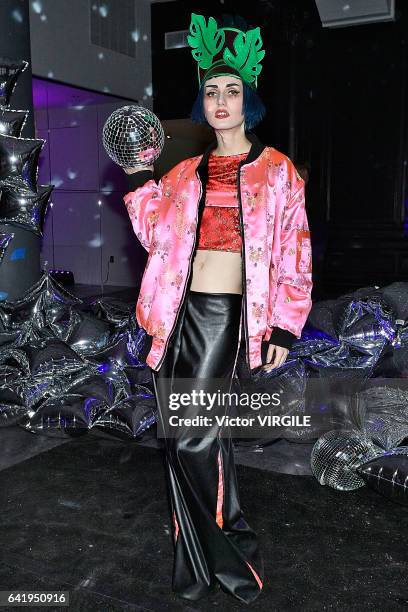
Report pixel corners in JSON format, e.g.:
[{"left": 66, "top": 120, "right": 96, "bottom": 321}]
[
  {"left": 0, "top": 58, "right": 28, "bottom": 107},
  {"left": 0, "top": 134, "right": 45, "bottom": 192},
  {"left": 0, "top": 231, "right": 13, "bottom": 262},
  {"left": 357, "top": 447, "right": 408, "bottom": 506},
  {"left": 0, "top": 108, "right": 29, "bottom": 137},
  {"left": 0, "top": 183, "right": 53, "bottom": 235},
  {"left": 94, "top": 395, "right": 157, "bottom": 439}
]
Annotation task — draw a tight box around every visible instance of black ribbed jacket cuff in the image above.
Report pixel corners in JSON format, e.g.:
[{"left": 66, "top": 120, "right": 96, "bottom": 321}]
[
  {"left": 126, "top": 170, "right": 154, "bottom": 191},
  {"left": 268, "top": 327, "right": 297, "bottom": 351}
]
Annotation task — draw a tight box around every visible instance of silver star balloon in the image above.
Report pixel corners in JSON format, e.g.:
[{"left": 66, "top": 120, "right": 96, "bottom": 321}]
[
  {"left": 0, "top": 108, "right": 29, "bottom": 137},
  {"left": 0, "top": 183, "right": 53, "bottom": 235},
  {"left": 0, "top": 134, "right": 45, "bottom": 192},
  {"left": 0, "top": 58, "right": 28, "bottom": 107}
]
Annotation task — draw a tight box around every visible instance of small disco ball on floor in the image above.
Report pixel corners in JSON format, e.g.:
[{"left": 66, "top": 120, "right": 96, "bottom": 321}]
[{"left": 311, "top": 429, "right": 383, "bottom": 491}]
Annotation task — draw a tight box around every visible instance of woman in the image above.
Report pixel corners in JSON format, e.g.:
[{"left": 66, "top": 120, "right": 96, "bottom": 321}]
[{"left": 122, "top": 14, "right": 313, "bottom": 604}]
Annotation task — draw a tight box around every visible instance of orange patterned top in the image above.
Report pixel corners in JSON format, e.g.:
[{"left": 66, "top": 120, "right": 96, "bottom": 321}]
[{"left": 196, "top": 151, "right": 248, "bottom": 252}]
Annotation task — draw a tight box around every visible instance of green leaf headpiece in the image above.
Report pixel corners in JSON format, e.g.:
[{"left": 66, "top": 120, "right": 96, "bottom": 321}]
[{"left": 187, "top": 13, "right": 265, "bottom": 89}]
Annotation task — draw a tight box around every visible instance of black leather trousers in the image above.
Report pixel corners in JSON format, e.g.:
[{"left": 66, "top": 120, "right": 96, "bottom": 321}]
[{"left": 151, "top": 290, "right": 264, "bottom": 604}]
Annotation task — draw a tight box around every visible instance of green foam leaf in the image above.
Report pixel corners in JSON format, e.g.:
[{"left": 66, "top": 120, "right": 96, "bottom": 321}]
[
  {"left": 223, "top": 27, "right": 265, "bottom": 85},
  {"left": 187, "top": 13, "right": 225, "bottom": 71}
]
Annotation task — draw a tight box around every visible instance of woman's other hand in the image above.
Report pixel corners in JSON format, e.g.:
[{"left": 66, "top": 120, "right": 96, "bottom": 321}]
[{"left": 261, "top": 344, "right": 289, "bottom": 371}]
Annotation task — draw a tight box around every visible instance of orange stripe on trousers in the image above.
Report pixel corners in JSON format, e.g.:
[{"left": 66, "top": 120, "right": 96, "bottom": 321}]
[
  {"left": 172, "top": 509, "right": 179, "bottom": 542},
  {"left": 216, "top": 449, "right": 224, "bottom": 528},
  {"left": 246, "top": 561, "right": 263, "bottom": 589}
]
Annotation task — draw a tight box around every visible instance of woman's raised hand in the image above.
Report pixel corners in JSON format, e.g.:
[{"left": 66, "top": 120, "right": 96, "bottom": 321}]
[{"left": 123, "top": 164, "right": 154, "bottom": 174}]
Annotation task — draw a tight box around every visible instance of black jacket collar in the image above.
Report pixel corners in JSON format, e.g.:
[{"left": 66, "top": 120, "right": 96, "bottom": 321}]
[{"left": 197, "top": 131, "right": 266, "bottom": 170}]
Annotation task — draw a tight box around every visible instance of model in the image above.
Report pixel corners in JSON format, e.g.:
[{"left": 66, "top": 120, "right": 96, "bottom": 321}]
[{"left": 122, "top": 13, "right": 313, "bottom": 604}]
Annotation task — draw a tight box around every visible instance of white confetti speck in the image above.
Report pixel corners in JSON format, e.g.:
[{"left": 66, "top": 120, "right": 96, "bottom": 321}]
[
  {"left": 32, "top": 1, "right": 42, "bottom": 14},
  {"left": 12, "top": 9, "right": 23, "bottom": 23}
]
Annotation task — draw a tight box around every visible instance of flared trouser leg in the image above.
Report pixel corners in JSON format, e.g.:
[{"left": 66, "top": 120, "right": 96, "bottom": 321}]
[{"left": 151, "top": 291, "right": 264, "bottom": 604}]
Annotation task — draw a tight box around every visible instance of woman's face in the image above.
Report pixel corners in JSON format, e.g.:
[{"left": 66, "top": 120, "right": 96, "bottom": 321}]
[{"left": 202, "top": 75, "right": 244, "bottom": 130}]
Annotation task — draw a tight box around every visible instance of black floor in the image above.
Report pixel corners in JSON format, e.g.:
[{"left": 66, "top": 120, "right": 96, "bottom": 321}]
[
  {"left": 0, "top": 425, "right": 315, "bottom": 476},
  {"left": 1, "top": 429, "right": 408, "bottom": 611}
]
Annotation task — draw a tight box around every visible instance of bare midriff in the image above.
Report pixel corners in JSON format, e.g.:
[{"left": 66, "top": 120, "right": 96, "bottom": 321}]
[
  {"left": 190, "top": 249, "right": 242, "bottom": 294},
  {"left": 189, "top": 150, "right": 247, "bottom": 294}
]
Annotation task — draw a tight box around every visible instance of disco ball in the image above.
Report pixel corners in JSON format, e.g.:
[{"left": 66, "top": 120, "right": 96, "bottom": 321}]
[
  {"left": 311, "top": 429, "right": 383, "bottom": 491},
  {"left": 102, "top": 105, "right": 164, "bottom": 169}
]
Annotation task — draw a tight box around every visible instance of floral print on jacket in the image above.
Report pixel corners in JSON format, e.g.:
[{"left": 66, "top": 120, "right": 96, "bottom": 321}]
[{"left": 123, "top": 146, "right": 313, "bottom": 371}]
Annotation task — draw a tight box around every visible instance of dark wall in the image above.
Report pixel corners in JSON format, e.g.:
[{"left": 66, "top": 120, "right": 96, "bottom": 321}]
[
  {"left": 151, "top": 0, "right": 408, "bottom": 298},
  {"left": 0, "top": 0, "right": 34, "bottom": 136}
]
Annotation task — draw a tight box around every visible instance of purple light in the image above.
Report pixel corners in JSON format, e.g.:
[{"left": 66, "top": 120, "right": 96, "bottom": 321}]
[{"left": 32, "top": 77, "right": 123, "bottom": 109}]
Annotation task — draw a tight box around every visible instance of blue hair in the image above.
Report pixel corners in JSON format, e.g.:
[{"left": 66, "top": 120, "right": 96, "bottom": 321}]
[{"left": 190, "top": 81, "right": 266, "bottom": 131}]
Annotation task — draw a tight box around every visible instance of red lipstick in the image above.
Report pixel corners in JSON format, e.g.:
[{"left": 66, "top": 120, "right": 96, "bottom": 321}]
[{"left": 215, "top": 110, "right": 230, "bottom": 118}]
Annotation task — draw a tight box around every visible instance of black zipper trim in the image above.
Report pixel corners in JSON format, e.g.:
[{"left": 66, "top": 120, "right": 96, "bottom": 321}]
[{"left": 237, "top": 160, "right": 251, "bottom": 371}]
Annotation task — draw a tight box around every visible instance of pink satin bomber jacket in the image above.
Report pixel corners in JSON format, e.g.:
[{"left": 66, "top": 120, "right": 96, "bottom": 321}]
[{"left": 123, "top": 145, "right": 313, "bottom": 372}]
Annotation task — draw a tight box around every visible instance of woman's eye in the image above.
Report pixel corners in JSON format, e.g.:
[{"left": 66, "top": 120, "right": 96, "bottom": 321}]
[{"left": 206, "top": 90, "right": 239, "bottom": 97}]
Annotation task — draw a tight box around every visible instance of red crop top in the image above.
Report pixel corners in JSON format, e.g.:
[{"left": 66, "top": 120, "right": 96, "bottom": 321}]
[{"left": 197, "top": 151, "right": 248, "bottom": 253}]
